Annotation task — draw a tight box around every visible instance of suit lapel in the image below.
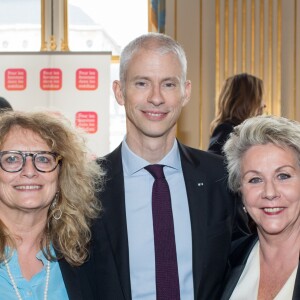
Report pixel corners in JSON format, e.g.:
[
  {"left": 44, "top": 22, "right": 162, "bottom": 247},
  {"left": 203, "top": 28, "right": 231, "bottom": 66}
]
[
  {"left": 178, "top": 143, "right": 209, "bottom": 298},
  {"left": 221, "top": 235, "right": 258, "bottom": 300},
  {"left": 102, "top": 145, "right": 132, "bottom": 299},
  {"left": 58, "top": 257, "right": 92, "bottom": 300},
  {"left": 221, "top": 234, "right": 300, "bottom": 300},
  {"left": 292, "top": 266, "right": 300, "bottom": 299}
]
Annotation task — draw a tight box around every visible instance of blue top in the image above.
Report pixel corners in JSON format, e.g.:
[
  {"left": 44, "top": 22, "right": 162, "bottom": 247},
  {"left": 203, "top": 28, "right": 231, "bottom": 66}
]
[
  {"left": 0, "top": 245, "right": 69, "bottom": 299},
  {"left": 122, "top": 138, "right": 194, "bottom": 300}
]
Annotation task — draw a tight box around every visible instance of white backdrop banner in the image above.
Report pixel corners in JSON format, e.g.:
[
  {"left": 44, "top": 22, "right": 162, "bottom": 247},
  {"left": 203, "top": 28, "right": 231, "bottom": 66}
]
[{"left": 0, "top": 52, "right": 111, "bottom": 157}]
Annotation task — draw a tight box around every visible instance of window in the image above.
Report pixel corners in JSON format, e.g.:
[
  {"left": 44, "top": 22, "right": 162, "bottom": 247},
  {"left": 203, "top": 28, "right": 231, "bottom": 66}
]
[
  {"left": 68, "top": 0, "right": 148, "bottom": 54},
  {"left": 0, "top": 0, "right": 41, "bottom": 51},
  {"left": 0, "top": 0, "right": 148, "bottom": 152},
  {"left": 68, "top": 0, "right": 148, "bottom": 150}
]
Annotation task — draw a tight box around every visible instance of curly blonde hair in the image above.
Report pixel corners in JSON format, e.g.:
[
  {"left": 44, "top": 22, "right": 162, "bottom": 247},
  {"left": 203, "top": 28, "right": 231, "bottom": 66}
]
[{"left": 0, "top": 111, "right": 103, "bottom": 266}]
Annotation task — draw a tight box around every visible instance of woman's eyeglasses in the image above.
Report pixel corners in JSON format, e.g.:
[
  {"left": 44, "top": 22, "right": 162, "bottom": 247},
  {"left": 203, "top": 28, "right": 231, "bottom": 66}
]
[{"left": 0, "top": 151, "right": 62, "bottom": 173}]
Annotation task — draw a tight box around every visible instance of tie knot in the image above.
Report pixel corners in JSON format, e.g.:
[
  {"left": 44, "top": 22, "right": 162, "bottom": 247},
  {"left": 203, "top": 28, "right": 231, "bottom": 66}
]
[{"left": 145, "top": 164, "right": 165, "bottom": 179}]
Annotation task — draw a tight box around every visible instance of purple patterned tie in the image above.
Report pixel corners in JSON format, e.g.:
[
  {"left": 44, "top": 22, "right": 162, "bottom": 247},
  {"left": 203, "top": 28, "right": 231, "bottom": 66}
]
[{"left": 145, "top": 164, "right": 180, "bottom": 300}]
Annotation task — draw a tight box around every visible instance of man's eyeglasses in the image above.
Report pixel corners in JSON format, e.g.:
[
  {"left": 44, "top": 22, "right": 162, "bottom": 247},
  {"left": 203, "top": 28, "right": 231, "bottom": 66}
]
[{"left": 0, "top": 151, "right": 62, "bottom": 173}]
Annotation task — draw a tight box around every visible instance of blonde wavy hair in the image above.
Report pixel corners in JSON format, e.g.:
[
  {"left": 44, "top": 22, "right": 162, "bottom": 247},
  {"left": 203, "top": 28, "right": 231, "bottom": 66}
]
[{"left": 0, "top": 111, "right": 103, "bottom": 266}]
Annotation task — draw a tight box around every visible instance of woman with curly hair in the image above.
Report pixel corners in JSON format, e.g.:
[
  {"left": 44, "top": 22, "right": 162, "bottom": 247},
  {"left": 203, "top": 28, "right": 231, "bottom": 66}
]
[{"left": 0, "top": 111, "right": 103, "bottom": 299}]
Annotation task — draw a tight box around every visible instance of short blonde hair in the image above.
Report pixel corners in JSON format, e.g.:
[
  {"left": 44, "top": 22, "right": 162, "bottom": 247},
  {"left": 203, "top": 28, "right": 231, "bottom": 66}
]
[{"left": 224, "top": 114, "right": 300, "bottom": 193}]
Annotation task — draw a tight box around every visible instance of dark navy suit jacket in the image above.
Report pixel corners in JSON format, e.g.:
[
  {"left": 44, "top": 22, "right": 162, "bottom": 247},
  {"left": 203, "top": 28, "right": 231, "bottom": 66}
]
[
  {"left": 89, "top": 141, "right": 249, "bottom": 300},
  {"left": 58, "top": 255, "right": 96, "bottom": 300}
]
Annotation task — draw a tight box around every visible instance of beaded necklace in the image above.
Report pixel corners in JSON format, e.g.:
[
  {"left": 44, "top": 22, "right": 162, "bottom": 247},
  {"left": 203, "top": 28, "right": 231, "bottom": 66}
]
[{"left": 4, "top": 258, "right": 50, "bottom": 300}]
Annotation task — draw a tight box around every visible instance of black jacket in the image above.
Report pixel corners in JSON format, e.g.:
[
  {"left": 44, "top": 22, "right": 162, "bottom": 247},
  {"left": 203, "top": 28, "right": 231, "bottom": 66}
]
[
  {"left": 89, "top": 141, "right": 249, "bottom": 300},
  {"left": 220, "top": 234, "right": 300, "bottom": 300},
  {"left": 208, "top": 122, "right": 235, "bottom": 156}
]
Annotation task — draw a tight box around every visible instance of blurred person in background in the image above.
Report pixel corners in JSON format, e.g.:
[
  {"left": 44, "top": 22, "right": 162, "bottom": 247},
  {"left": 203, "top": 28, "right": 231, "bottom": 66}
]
[
  {"left": 208, "top": 73, "right": 265, "bottom": 156},
  {"left": 0, "top": 96, "right": 13, "bottom": 113}
]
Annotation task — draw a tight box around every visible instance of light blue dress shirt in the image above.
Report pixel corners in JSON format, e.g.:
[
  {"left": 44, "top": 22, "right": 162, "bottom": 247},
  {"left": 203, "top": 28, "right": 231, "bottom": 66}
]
[
  {"left": 122, "top": 139, "right": 194, "bottom": 300},
  {"left": 0, "top": 245, "right": 69, "bottom": 300}
]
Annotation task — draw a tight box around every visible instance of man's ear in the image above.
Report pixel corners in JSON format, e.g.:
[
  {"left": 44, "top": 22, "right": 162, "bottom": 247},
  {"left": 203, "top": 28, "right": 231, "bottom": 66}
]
[
  {"left": 113, "top": 80, "right": 125, "bottom": 105},
  {"left": 182, "top": 80, "right": 192, "bottom": 107}
]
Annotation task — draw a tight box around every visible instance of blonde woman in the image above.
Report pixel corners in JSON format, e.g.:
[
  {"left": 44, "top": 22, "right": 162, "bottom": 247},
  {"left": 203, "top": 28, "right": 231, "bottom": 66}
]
[
  {"left": 0, "top": 111, "right": 103, "bottom": 300},
  {"left": 222, "top": 115, "right": 300, "bottom": 300}
]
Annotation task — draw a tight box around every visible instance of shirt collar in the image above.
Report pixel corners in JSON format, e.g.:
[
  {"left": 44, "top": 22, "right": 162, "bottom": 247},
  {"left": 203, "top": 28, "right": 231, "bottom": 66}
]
[
  {"left": 121, "top": 137, "right": 181, "bottom": 176},
  {"left": 2, "top": 244, "right": 55, "bottom": 272}
]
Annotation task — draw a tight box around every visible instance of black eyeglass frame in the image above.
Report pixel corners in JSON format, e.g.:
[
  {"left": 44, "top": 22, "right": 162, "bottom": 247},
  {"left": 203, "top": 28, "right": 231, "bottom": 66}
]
[{"left": 0, "top": 150, "right": 62, "bottom": 173}]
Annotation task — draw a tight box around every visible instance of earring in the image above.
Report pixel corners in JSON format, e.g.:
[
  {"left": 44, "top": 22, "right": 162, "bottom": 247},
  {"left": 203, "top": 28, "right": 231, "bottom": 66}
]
[
  {"left": 50, "top": 191, "right": 59, "bottom": 209},
  {"left": 51, "top": 191, "right": 62, "bottom": 220},
  {"left": 53, "top": 208, "right": 62, "bottom": 220},
  {"left": 243, "top": 206, "right": 247, "bottom": 214}
]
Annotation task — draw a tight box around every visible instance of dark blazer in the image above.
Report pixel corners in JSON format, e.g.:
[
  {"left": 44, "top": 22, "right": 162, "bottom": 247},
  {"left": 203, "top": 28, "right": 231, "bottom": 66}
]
[
  {"left": 221, "top": 234, "right": 300, "bottom": 300},
  {"left": 208, "top": 122, "right": 235, "bottom": 156},
  {"left": 58, "top": 255, "right": 97, "bottom": 300},
  {"left": 91, "top": 141, "right": 249, "bottom": 300}
]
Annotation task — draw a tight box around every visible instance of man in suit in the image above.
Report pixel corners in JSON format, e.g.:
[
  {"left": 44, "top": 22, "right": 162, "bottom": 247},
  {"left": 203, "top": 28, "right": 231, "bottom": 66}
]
[{"left": 92, "top": 33, "right": 249, "bottom": 300}]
